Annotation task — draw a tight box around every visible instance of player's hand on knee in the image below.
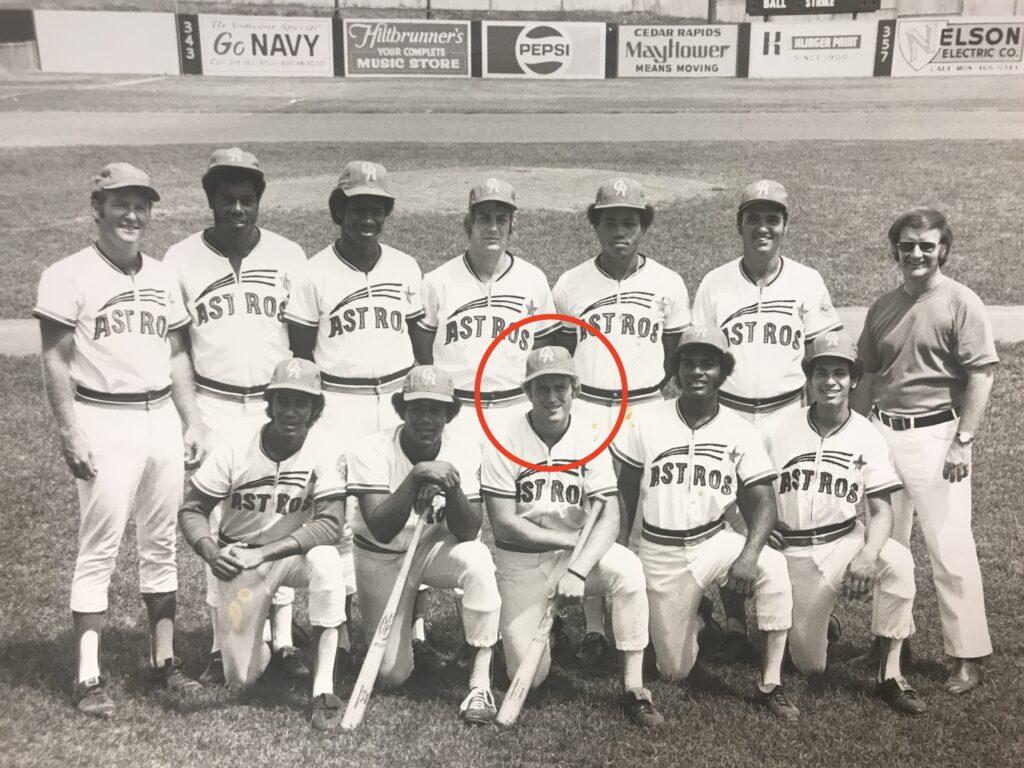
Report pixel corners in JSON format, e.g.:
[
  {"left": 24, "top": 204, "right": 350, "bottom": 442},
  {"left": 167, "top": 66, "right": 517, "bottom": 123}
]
[
  {"left": 554, "top": 572, "right": 586, "bottom": 606},
  {"left": 841, "top": 554, "right": 874, "bottom": 599},
  {"left": 725, "top": 553, "right": 758, "bottom": 598},
  {"left": 942, "top": 441, "right": 971, "bottom": 483},
  {"left": 414, "top": 461, "right": 461, "bottom": 491},
  {"left": 60, "top": 428, "right": 96, "bottom": 480},
  {"left": 211, "top": 545, "right": 247, "bottom": 580}
]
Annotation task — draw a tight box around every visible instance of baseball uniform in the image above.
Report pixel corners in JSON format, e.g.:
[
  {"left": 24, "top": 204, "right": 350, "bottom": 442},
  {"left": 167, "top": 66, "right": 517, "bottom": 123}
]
[
  {"left": 347, "top": 423, "right": 499, "bottom": 689},
  {"left": 765, "top": 406, "right": 914, "bottom": 673},
  {"left": 691, "top": 257, "right": 841, "bottom": 435},
  {"left": 858, "top": 275, "right": 997, "bottom": 659},
  {"left": 611, "top": 399, "right": 792, "bottom": 681},
  {"left": 187, "top": 421, "right": 349, "bottom": 687},
  {"left": 482, "top": 412, "right": 647, "bottom": 688},
  {"left": 418, "top": 254, "right": 558, "bottom": 443},
  {"left": 34, "top": 244, "right": 190, "bottom": 613}
]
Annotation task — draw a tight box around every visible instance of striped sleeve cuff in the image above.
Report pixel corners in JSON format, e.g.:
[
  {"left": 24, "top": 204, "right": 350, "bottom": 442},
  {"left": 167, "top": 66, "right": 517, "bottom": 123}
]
[
  {"left": 168, "top": 317, "right": 191, "bottom": 331},
  {"left": 865, "top": 481, "right": 903, "bottom": 498},
  {"left": 314, "top": 488, "right": 348, "bottom": 502},
  {"left": 741, "top": 469, "right": 777, "bottom": 486},
  {"left": 282, "top": 310, "right": 318, "bottom": 327},
  {"left": 609, "top": 444, "right": 642, "bottom": 469},
  {"left": 191, "top": 477, "right": 228, "bottom": 501},
  {"left": 481, "top": 485, "right": 516, "bottom": 499},
  {"left": 533, "top": 323, "right": 560, "bottom": 339},
  {"left": 416, "top": 317, "right": 438, "bottom": 332},
  {"left": 406, "top": 308, "right": 425, "bottom": 321},
  {"left": 465, "top": 492, "right": 482, "bottom": 503},
  {"left": 347, "top": 483, "right": 389, "bottom": 496},
  {"left": 805, "top": 319, "right": 843, "bottom": 341},
  {"left": 588, "top": 485, "right": 617, "bottom": 500},
  {"left": 32, "top": 308, "right": 75, "bottom": 328}
]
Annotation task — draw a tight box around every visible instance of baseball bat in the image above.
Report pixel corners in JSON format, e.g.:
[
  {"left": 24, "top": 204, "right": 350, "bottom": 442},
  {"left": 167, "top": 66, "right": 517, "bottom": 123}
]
[
  {"left": 341, "top": 508, "right": 430, "bottom": 731},
  {"left": 495, "top": 495, "right": 608, "bottom": 727}
]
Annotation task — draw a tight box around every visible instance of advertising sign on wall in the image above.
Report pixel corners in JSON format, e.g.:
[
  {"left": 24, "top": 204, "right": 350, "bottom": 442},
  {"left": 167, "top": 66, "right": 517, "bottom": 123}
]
[
  {"left": 748, "top": 21, "right": 879, "bottom": 79},
  {"left": 617, "top": 25, "right": 738, "bottom": 77},
  {"left": 34, "top": 10, "right": 180, "bottom": 74},
  {"left": 197, "top": 14, "right": 333, "bottom": 77},
  {"left": 343, "top": 19, "right": 470, "bottom": 77},
  {"left": 483, "top": 21, "right": 605, "bottom": 79},
  {"left": 891, "top": 17, "right": 1024, "bottom": 77}
]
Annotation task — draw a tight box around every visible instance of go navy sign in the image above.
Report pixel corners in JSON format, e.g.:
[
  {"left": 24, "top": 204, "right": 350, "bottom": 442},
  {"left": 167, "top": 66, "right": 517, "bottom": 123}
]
[{"left": 483, "top": 21, "right": 605, "bottom": 79}]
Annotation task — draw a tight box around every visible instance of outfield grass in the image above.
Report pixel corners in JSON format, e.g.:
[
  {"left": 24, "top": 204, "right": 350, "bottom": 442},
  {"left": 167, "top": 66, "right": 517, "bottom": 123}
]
[
  {"left": 2, "top": 140, "right": 1023, "bottom": 321},
  {"left": 1, "top": 345, "right": 1021, "bottom": 768}
]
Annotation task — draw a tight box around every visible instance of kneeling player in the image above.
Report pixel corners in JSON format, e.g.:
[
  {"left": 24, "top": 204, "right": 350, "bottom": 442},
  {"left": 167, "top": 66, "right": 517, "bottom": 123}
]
[
  {"left": 483, "top": 347, "right": 662, "bottom": 727},
  {"left": 765, "top": 332, "right": 924, "bottom": 715},
  {"left": 613, "top": 326, "right": 799, "bottom": 721},
  {"left": 347, "top": 365, "right": 501, "bottom": 725},
  {"left": 179, "top": 359, "right": 350, "bottom": 730}
]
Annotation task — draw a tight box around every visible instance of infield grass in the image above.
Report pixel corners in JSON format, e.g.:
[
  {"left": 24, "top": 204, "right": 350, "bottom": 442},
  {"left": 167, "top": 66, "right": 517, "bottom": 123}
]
[{"left": 0, "top": 345, "right": 1021, "bottom": 768}]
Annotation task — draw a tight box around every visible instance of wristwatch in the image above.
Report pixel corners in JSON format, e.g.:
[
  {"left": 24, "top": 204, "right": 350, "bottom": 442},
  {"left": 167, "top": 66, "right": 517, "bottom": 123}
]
[{"left": 955, "top": 431, "right": 975, "bottom": 445}]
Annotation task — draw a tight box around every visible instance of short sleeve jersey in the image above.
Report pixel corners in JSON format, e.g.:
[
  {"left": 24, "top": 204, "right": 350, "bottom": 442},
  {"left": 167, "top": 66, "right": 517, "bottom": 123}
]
[
  {"left": 33, "top": 245, "right": 190, "bottom": 393},
  {"left": 552, "top": 256, "right": 690, "bottom": 393},
  {"left": 481, "top": 414, "right": 617, "bottom": 534},
  {"left": 691, "top": 257, "right": 841, "bottom": 405},
  {"left": 283, "top": 243, "right": 423, "bottom": 382},
  {"left": 612, "top": 399, "right": 776, "bottom": 531},
  {"left": 418, "top": 254, "right": 558, "bottom": 396},
  {"left": 347, "top": 425, "right": 482, "bottom": 551},
  {"left": 191, "top": 423, "right": 348, "bottom": 547},
  {"left": 765, "top": 407, "right": 903, "bottom": 530},
  {"left": 857, "top": 276, "right": 998, "bottom": 414},
  {"left": 164, "top": 229, "right": 306, "bottom": 388}
]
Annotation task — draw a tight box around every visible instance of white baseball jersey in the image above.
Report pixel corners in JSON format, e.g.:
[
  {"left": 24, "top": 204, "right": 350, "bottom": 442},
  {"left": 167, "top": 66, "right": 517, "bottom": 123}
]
[
  {"left": 553, "top": 256, "right": 690, "bottom": 399},
  {"left": 765, "top": 407, "right": 902, "bottom": 531},
  {"left": 347, "top": 425, "right": 481, "bottom": 552},
  {"left": 33, "top": 245, "right": 189, "bottom": 394},
  {"left": 284, "top": 243, "right": 423, "bottom": 391},
  {"left": 192, "top": 423, "right": 347, "bottom": 547},
  {"left": 612, "top": 399, "right": 776, "bottom": 531},
  {"left": 164, "top": 229, "right": 306, "bottom": 394},
  {"left": 691, "top": 257, "right": 841, "bottom": 411},
  {"left": 419, "top": 254, "right": 557, "bottom": 399},
  {"left": 481, "top": 413, "right": 617, "bottom": 534}
]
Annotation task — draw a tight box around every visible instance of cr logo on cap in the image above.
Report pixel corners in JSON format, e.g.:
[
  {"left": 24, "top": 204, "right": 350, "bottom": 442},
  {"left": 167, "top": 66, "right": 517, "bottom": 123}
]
[
  {"left": 756, "top": 180, "right": 772, "bottom": 197},
  {"left": 540, "top": 347, "right": 556, "bottom": 363},
  {"left": 824, "top": 331, "right": 841, "bottom": 347},
  {"left": 362, "top": 163, "right": 378, "bottom": 181},
  {"left": 486, "top": 178, "right": 501, "bottom": 194},
  {"left": 421, "top": 368, "right": 437, "bottom": 385},
  {"left": 613, "top": 179, "right": 628, "bottom": 196},
  {"left": 286, "top": 360, "right": 303, "bottom": 378}
]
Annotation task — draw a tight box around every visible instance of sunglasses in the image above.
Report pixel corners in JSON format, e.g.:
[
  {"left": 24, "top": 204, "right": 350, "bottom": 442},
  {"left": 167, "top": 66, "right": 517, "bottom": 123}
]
[{"left": 897, "top": 241, "right": 940, "bottom": 255}]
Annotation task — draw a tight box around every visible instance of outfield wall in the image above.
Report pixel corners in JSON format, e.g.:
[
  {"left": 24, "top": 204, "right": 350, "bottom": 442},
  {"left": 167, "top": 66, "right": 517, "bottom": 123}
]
[{"left": 4, "top": 7, "right": 1022, "bottom": 79}]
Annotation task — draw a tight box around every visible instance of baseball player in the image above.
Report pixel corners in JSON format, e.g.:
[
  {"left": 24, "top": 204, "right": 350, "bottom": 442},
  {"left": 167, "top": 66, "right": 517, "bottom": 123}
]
[
  {"left": 164, "top": 148, "right": 310, "bottom": 684},
  {"left": 285, "top": 161, "right": 427, "bottom": 665},
  {"left": 482, "top": 347, "right": 662, "bottom": 728},
  {"left": 852, "top": 208, "right": 997, "bottom": 695},
  {"left": 34, "top": 163, "right": 207, "bottom": 717},
  {"left": 552, "top": 177, "right": 690, "bottom": 666},
  {"left": 347, "top": 366, "right": 501, "bottom": 725},
  {"left": 612, "top": 326, "right": 799, "bottom": 721},
  {"left": 411, "top": 177, "right": 559, "bottom": 445},
  {"left": 690, "top": 180, "right": 842, "bottom": 658},
  {"left": 178, "top": 358, "right": 349, "bottom": 730},
  {"left": 765, "top": 332, "right": 923, "bottom": 715}
]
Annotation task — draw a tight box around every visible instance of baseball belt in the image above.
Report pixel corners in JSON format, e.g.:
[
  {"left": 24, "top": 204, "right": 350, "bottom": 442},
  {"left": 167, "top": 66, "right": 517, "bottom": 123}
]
[
  {"left": 872, "top": 405, "right": 956, "bottom": 431},
  {"left": 353, "top": 534, "right": 408, "bottom": 556},
  {"left": 194, "top": 374, "right": 267, "bottom": 402},
  {"left": 641, "top": 515, "right": 726, "bottom": 548},
  {"left": 321, "top": 366, "right": 411, "bottom": 394},
  {"left": 579, "top": 382, "right": 662, "bottom": 404},
  {"left": 776, "top": 518, "right": 856, "bottom": 547},
  {"left": 719, "top": 386, "right": 803, "bottom": 414},
  {"left": 75, "top": 384, "right": 172, "bottom": 409},
  {"left": 454, "top": 387, "right": 524, "bottom": 405}
]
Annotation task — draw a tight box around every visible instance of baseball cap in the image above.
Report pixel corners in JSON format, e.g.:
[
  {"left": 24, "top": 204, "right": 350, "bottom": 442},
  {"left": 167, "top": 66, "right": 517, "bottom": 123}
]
[
  {"left": 592, "top": 177, "right": 647, "bottom": 211},
  {"left": 203, "top": 147, "right": 263, "bottom": 180},
  {"left": 802, "top": 331, "right": 863, "bottom": 378},
  {"left": 92, "top": 162, "right": 160, "bottom": 202},
  {"left": 673, "top": 324, "right": 730, "bottom": 358},
  {"left": 738, "top": 179, "right": 788, "bottom": 214},
  {"left": 401, "top": 365, "right": 456, "bottom": 403},
  {"left": 335, "top": 161, "right": 393, "bottom": 200},
  {"left": 266, "top": 358, "right": 322, "bottom": 396},
  {"left": 523, "top": 346, "right": 576, "bottom": 384},
  {"left": 468, "top": 177, "right": 517, "bottom": 211}
]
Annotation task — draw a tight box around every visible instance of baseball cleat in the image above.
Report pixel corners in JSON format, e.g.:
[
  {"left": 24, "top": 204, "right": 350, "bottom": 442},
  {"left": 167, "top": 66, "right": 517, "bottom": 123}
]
[
  {"left": 310, "top": 692, "right": 343, "bottom": 731},
  {"left": 72, "top": 676, "right": 115, "bottom": 719},
  {"left": 877, "top": 677, "right": 927, "bottom": 715},
  {"left": 759, "top": 684, "right": 800, "bottom": 722},
  {"left": 412, "top": 638, "right": 448, "bottom": 673},
  {"left": 944, "top": 659, "right": 983, "bottom": 695},
  {"left": 621, "top": 687, "right": 664, "bottom": 728},
  {"left": 574, "top": 631, "right": 611, "bottom": 672},
  {"left": 152, "top": 657, "right": 203, "bottom": 695},
  {"left": 827, "top": 614, "right": 842, "bottom": 644},
  {"left": 272, "top": 645, "right": 310, "bottom": 679},
  {"left": 199, "top": 651, "right": 226, "bottom": 687},
  {"left": 459, "top": 686, "right": 496, "bottom": 726}
]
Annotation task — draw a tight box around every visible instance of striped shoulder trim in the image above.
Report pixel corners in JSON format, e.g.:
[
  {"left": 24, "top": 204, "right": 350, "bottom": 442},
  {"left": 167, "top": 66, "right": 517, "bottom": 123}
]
[
  {"left": 804, "top": 319, "right": 844, "bottom": 341},
  {"left": 741, "top": 469, "right": 777, "bottom": 486},
  {"left": 609, "top": 444, "right": 642, "bottom": 469},
  {"left": 32, "top": 308, "right": 76, "bottom": 328},
  {"left": 347, "top": 482, "right": 390, "bottom": 495},
  {"left": 282, "top": 310, "right": 318, "bottom": 328},
  {"left": 865, "top": 481, "right": 903, "bottom": 498},
  {"left": 314, "top": 490, "right": 348, "bottom": 503},
  {"left": 663, "top": 324, "right": 687, "bottom": 334},
  {"left": 168, "top": 317, "right": 191, "bottom": 331},
  {"left": 191, "top": 477, "right": 228, "bottom": 501}
]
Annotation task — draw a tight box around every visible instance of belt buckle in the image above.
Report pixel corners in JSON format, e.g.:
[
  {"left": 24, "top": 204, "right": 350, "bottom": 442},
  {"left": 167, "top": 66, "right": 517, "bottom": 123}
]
[
  {"left": 889, "top": 415, "right": 907, "bottom": 430},
  {"left": 808, "top": 533, "right": 823, "bottom": 546}
]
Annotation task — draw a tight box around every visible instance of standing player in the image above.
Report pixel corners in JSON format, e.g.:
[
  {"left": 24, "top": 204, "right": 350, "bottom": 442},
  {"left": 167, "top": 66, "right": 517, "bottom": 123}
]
[
  {"left": 691, "top": 180, "right": 842, "bottom": 657},
  {"left": 612, "top": 327, "right": 798, "bottom": 721},
  {"left": 164, "top": 147, "right": 310, "bottom": 684},
  {"left": 34, "top": 163, "right": 207, "bottom": 717},
  {"left": 482, "top": 347, "right": 662, "bottom": 727},
  {"left": 411, "top": 177, "right": 559, "bottom": 444},
  {"left": 178, "top": 358, "right": 350, "bottom": 730},
  {"left": 765, "top": 332, "right": 923, "bottom": 715},
  {"left": 346, "top": 366, "right": 501, "bottom": 725},
  {"left": 552, "top": 177, "right": 690, "bottom": 665},
  {"left": 853, "top": 208, "right": 997, "bottom": 695}
]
